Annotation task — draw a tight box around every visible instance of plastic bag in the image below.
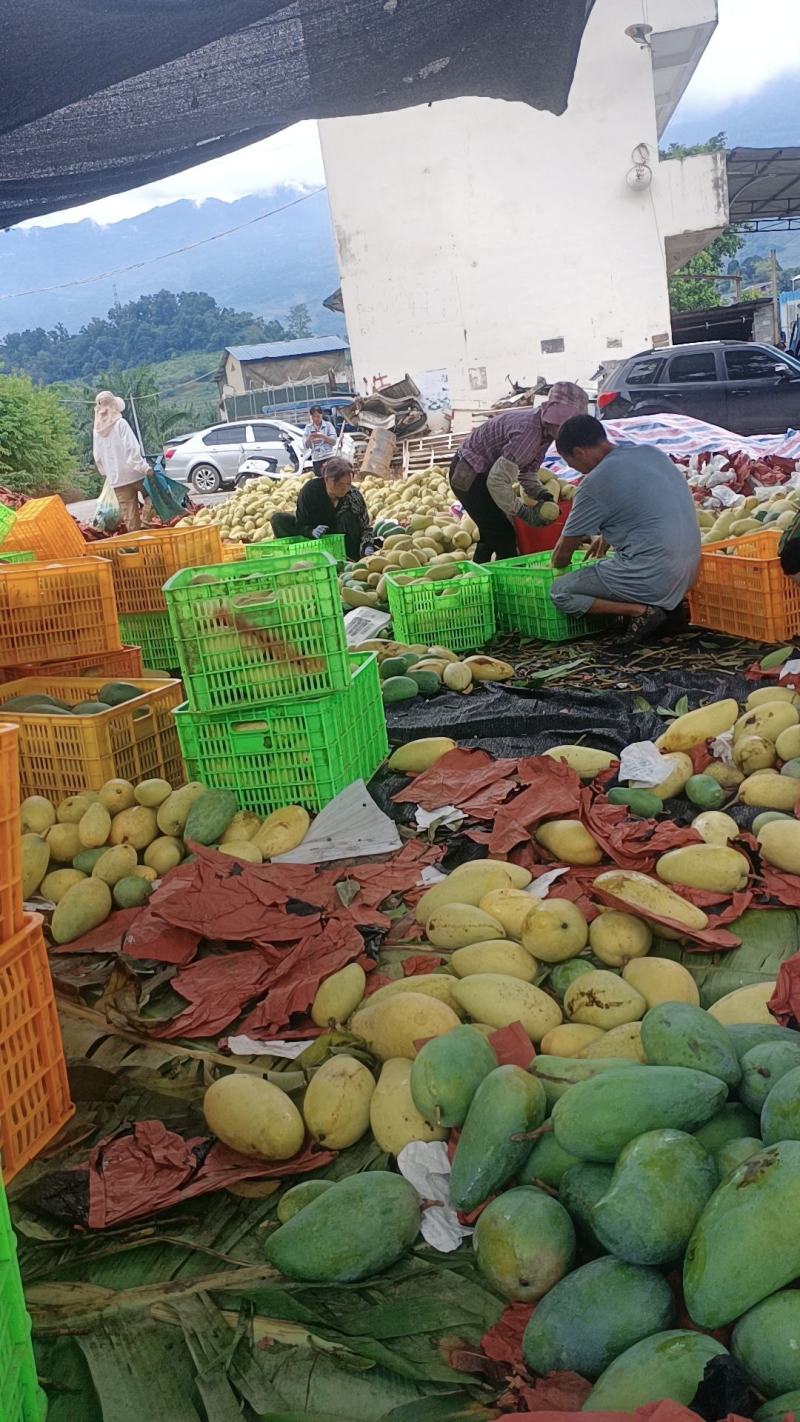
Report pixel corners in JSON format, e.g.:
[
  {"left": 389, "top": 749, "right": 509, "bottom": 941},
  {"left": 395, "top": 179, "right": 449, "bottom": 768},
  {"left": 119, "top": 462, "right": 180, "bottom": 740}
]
[
  {"left": 92, "top": 478, "right": 122, "bottom": 532},
  {"left": 142, "top": 468, "right": 191, "bottom": 524}
]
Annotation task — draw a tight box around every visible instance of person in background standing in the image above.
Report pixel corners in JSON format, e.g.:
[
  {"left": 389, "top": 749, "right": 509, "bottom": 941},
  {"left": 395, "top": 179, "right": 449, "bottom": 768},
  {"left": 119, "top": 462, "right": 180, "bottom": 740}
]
[
  {"left": 92, "top": 390, "right": 150, "bottom": 532},
  {"left": 303, "top": 405, "right": 337, "bottom": 476},
  {"left": 450, "top": 382, "right": 589, "bottom": 562}
]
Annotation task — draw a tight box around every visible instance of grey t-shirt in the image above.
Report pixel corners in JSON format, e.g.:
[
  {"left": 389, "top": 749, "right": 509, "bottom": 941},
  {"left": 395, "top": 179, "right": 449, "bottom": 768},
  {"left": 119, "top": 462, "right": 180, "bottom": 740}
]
[{"left": 562, "top": 445, "right": 701, "bottom": 609}]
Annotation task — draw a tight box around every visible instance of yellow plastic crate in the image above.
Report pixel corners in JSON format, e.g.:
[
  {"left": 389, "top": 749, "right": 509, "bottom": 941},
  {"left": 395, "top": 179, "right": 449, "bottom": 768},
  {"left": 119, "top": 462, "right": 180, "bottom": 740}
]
[
  {"left": 0, "top": 497, "right": 87, "bottom": 561},
  {"left": 0, "top": 558, "right": 120, "bottom": 668},
  {"left": 0, "top": 676, "right": 184, "bottom": 802},
  {"left": 91, "top": 525, "right": 223, "bottom": 613}
]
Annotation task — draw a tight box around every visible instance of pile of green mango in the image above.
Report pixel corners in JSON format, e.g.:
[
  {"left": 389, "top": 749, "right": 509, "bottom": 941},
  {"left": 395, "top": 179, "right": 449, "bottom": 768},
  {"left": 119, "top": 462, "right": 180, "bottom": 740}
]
[{"left": 264, "top": 1003, "right": 800, "bottom": 1414}]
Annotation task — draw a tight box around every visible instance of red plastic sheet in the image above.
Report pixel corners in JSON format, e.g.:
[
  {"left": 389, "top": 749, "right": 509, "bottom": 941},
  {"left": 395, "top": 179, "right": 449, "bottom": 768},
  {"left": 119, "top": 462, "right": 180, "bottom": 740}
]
[
  {"left": 770, "top": 952, "right": 800, "bottom": 1024},
  {"left": 486, "top": 760, "right": 583, "bottom": 854},
  {"left": 87, "top": 1121, "right": 334, "bottom": 1229},
  {"left": 393, "top": 748, "right": 519, "bottom": 811}
]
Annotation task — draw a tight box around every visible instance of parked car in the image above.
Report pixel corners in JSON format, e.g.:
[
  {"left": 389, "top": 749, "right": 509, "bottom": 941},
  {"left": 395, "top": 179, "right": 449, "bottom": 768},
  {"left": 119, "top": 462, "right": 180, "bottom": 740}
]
[
  {"left": 163, "top": 420, "right": 309, "bottom": 492},
  {"left": 597, "top": 341, "right": 800, "bottom": 436}
]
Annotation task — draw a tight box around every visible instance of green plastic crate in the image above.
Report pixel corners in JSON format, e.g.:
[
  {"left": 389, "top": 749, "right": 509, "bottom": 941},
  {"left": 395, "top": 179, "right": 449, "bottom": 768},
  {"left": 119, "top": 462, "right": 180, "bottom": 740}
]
[
  {"left": 0, "top": 551, "right": 35, "bottom": 566},
  {"left": 164, "top": 550, "right": 350, "bottom": 712},
  {"left": 0, "top": 505, "right": 17, "bottom": 548},
  {"left": 174, "top": 651, "right": 388, "bottom": 815},
  {"left": 119, "top": 611, "right": 179, "bottom": 671},
  {"left": 488, "top": 552, "right": 613, "bottom": 642},
  {"left": 386, "top": 561, "right": 495, "bottom": 653},
  {"left": 0, "top": 1175, "right": 46, "bottom": 1422},
  {"left": 245, "top": 533, "right": 347, "bottom": 563}
]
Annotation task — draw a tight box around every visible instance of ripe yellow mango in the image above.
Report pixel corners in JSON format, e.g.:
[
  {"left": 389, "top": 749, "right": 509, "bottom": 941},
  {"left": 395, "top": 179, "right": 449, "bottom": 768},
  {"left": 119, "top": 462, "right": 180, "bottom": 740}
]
[
  {"left": 589, "top": 910, "right": 652, "bottom": 967},
  {"left": 302, "top": 1055, "right": 375, "bottom": 1149},
  {"left": 633, "top": 751, "right": 694, "bottom": 801},
  {"left": 78, "top": 802, "right": 111, "bottom": 849},
  {"left": 622, "top": 956, "right": 700, "bottom": 1008},
  {"left": 746, "top": 686, "right": 800, "bottom": 709},
  {"left": 92, "top": 844, "right": 138, "bottom": 886},
  {"left": 349, "top": 993, "right": 459, "bottom": 1059},
  {"left": 521, "top": 899, "right": 588, "bottom": 963},
  {"left": 656, "top": 844, "right": 749, "bottom": 894},
  {"left": 692, "top": 811, "right": 739, "bottom": 846},
  {"left": 543, "top": 746, "right": 618, "bottom": 779},
  {"left": 451, "top": 940, "right": 537, "bottom": 981},
  {"left": 581, "top": 1021, "right": 647, "bottom": 1061},
  {"left": 109, "top": 806, "right": 158, "bottom": 850},
  {"left": 535, "top": 820, "right": 603, "bottom": 867},
  {"left": 386, "top": 737, "right": 457, "bottom": 773},
  {"left": 734, "top": 734, "right": 777, "bottom": 774},
  {"left": 480, "top": 888, "right": 538, "bottom": 939},
  {"left": 253, "top": 806, "right": 310, "bottom": 858},
  {"left": 41, "top": 868, "right": 86, "bottom": 903},
  {"left": 451, "top": 973, "right": 562, "bottom": 1042},
  {"left": 707, "top": 982, "right": 777, "bottom": 1025},
  {"left": 46, "top": 823, "right": 82, "bottom": 864},
  {"left": 656, "top": 698, "right": 739, "bottom": 752},
  {"left": 416, "top": 863, "right": 516, "bottom": 922},
  {"left": 21, "top": 834, "right": 50, "bottom": 898},
  {"left": 734, "top": 701, "right": 799, "bottom": 746},
  {"left": 219, "top": 811, "right": 263, "bottom": 844},
  {"left": 593, "top": 870, "right": 708, "bottom": 935},
  {"left": 21, "top": 796, "right": 55, "bottom": 835},
  {"left": 203, "top": 1074, "right": 304, "bottom": 1159},
  {"left": 564, "top": 970, "right": 646, "bottom": 1029},
  {"left": 311, "top": 963, "right": 366, "bottom": 1027},
  {"left": 51, "top": 878, "right": 112, "bottom": 944},
  {"left": 540, "top": 1023, "right": 605, "bottom": 1056},
  {"left": 369, "top": 1058, "right": 446, "bottom": 1155},
  {"left": 426, "top": 903, "right": 505, "bottom": 949},
  {"left": 776, "top": 724, "right": 800, "bottom": 762},
  {"left": 364, "top": 974, "right": 462, "bottom": 1015},
  {"left": 757, "top": 819, "right": 800, "bottom": 875},
  {"left": 739, "top": 772, "right": 800, "bottom": 811}
]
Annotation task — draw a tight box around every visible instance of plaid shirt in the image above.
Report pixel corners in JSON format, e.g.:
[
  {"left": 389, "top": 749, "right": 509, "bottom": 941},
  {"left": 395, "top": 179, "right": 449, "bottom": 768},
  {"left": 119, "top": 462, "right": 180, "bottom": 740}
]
[{"left": 457, "top": 408, "right": 552, "bottom": 479}]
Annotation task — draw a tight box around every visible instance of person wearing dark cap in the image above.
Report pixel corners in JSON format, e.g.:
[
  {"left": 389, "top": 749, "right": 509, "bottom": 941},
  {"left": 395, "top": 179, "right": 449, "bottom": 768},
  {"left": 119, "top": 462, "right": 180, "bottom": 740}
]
[
  {"left": 271, "top": 457, "right": 373, "bottom": 561},
  {"left": 449, "top": 382, "right": 589, "bottom": 562}
]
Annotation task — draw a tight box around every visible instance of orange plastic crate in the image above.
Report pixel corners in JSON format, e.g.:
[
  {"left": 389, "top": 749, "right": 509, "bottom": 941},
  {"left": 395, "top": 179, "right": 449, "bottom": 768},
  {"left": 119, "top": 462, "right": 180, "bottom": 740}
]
[
  {"left": 0, "top": 676, "right": 184, "bottom": 802},
  {"left": 0, "top": 912, "right": 74, "bottom": 1183},
  {"left": 91, "top": 525, "right": 223, "bottom": 613},
  {"left": 0, "top": 497, "right": 87, "bottom": 562},
  {"left": 0, "top": 727, "right": 23, "bottom": 946},
  {"left": 688, "top": 529, "right": 800, "bottom": 643},
  {"left": 0, "top": 558, "right": 121, "bottom": 668},
  {"left": 0, "top": 645, "right": 143, "bottom": 685},
  {"left": 221, "top": 542, "right": 246, "bottom": 562}
]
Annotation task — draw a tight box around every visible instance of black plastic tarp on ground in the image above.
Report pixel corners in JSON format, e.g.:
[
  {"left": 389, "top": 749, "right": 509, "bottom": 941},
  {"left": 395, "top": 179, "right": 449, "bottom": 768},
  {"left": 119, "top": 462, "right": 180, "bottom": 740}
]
[{"left": 0, "top": 0, "right": 595, "bottom": 228}]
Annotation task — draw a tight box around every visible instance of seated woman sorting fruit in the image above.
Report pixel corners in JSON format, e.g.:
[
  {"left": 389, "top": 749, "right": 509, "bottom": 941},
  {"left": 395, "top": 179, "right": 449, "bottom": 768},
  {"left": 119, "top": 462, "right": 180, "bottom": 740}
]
[
  {"left": 549, "top": 415, "right": 701, "bottom": 641},
  {"left": 271, "top": 457, "right": 374, "bottom": 561}
]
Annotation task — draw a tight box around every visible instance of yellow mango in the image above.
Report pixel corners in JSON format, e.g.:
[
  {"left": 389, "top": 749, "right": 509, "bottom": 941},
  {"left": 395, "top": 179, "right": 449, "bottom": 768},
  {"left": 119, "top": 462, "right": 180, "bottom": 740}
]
[
  {"left": 302, "top": 1055, "right": 375, "bottom": 1149},
  {"left": 364, "top": 974, "right": 462, "bottom": 1015},
  {"left": 777, "top": 724, "right": 800, "bottom": 762},
  {"left": 739, "top": 772, "right": 800, "bottom": 811},
  {"left": 133, "top": 778, "right": 173, "bottom": 808},
  {"left": 593, "top": 870, "right": 708, "bottom": 934},
  {"left": 704, "top": 762, "right": 744, "bottom": 792},
  {"left": 387, "top": 737, "right": 457, "bottom": 774},
  {"left": 46, "top": 823, "right": 82, "bottom": 864},
  {"left": 41, "top": 868, "right": 86, "bottom": 903},
  {"left": 203, "top": 1074, "right": 304, "bottom": 1159},
  {"left": 543, "top": 746, "right": 619, "bottom": 779},
  {"left": 746, "top": 686, "right": 800, "bottom": 710},
  {"left": 581, "top": 1021, "right": 647, "bottom": 1061},
  {"left": 109, "top": 806, "right": 158, "bottom": 850},
  {"left": 451, "top": 973, "right": 562, "bottom": 1042},
  {"left": 98, "top": 779, "right": 136, "bottom": 814},
  {"left": 656, "top": 844, "right": 749, "bottom": 894},
  {"left": 707, "top": 982, "right": 777, "bottom": 1026},
  {"left": 92, "top": 844, "right": 138, "bottom": 886},
  {"left": 311, "top": 963, "right": 366, "bottom": 1027},
  {"left": 734, "top": 701, "right": 799, "bottom": 746},
  {"left": 78, "top": 802, "right": 112, "bottom": 849},
  {"left": 535, "top": 819, "right": 603, "bottom": 866},
  {"left": 656, "top": 699, "right": 739, "bottom": 752},
  {"left": 633, "top": 752, "right": 694, "bottom": 803},
  {"left": 691, "top": 811, "right": 740, "bottom": 846},
  {"left": 219, "top": 811, "right": 263, "bottom": 844},
  {"left": 144, "top": 836, "right": 185, "bottom": 874},
  {"left": 757, "top": 819, "right": 800, "bottom": 875},
  {"left": 564, "top": 970, "right": 646, "bottom": 1029},
  {"left": 416, "top": 863, "right": 516, "bottom": 922},
  {"left": 480, "top": 888, "right": 538, "bottom": 939},
  {"left": 21, "top": 834, "right": 50, "bottom": 898},
  {"left": 622, "top": 956, "right": 700, "bottom": 1008},
  {"left": 451, "top": 940, "right": 536, "bottom": 981},
  {"left": 20, "top": 796, "right": 55, "bottom": 835},
  {"left": 369, "top": 1058, "right": 446, "bottom": 1155},
  {"left": 56, "top": 794, "right": 95, "bottom": 825},
  {"left": 349, "top": 993, "right": 459, "bottom": 1059},
  {"left": 426, "top": 903, "right": 505, "bottom": 950},
  {"left": 540, "top": 1023, "right": 605, "bottom": 1056},
  {"left": 589, "top": 910, "right": 652, "bottom": 967},
  {"left": 156, "top": 782, "right": 206, "bottom": 836},
  {"left": 51, "top": 878, "right": 112, "bottom": 944},
  {"left": 252, "top": 805, "right": 310, "bottom": 858},
  {"left": 217, "top": 841, "right": 263, "bottom": 864},
  {"left": 734, "top": 734, "right": 776, "bottom": 774},
  {"left": 521, "top": 899, "right": 588, "bottom": 963}
]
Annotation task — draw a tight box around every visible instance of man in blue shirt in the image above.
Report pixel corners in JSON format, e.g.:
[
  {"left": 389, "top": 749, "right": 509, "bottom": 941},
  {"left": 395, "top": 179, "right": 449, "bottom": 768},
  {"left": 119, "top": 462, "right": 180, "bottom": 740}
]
[
  {"left": 304, "top": 406, "right": 337, "bottom": 476},
  {"left": 549, "top": 415, "right": 701, "bottom": 640}
]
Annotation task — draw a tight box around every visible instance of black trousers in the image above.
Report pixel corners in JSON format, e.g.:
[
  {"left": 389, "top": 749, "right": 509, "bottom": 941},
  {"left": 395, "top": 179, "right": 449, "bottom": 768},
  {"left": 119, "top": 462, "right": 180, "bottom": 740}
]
[
  {"left": 270, "top": 509, "right": 362, "bottom": 561},
  {"left": 449, "top": 457, "right": 517, "bottom": 563}
]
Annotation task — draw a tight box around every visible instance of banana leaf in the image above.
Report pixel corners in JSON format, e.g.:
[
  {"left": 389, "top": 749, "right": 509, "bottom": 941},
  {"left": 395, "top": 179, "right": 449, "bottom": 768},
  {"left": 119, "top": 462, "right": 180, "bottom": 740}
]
[{"left": 655, "top": 908, "right": 800, "bottom": 1006}]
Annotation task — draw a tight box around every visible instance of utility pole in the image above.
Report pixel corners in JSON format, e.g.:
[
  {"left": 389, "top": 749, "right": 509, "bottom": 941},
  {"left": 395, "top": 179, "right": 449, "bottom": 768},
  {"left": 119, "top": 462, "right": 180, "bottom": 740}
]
[{"left": 770, "top": 249, "right": 780, "bottom": 343}]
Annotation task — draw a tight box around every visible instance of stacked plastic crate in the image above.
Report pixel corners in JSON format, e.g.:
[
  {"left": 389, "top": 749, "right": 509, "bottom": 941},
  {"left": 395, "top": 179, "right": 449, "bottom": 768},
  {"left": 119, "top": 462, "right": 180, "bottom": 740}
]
[{"left": 164, "top": 546, "right": 389, "bottom": 815}]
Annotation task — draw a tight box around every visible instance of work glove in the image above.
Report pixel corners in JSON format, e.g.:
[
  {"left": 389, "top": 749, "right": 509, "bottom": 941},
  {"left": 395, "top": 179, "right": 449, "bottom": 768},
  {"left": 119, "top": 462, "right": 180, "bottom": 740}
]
[
  {"left": 311, "top": 524, "right": 330, "bottom": 539},
  {"left": 487, "top": 457, "right": 558, "bottom": 527}
]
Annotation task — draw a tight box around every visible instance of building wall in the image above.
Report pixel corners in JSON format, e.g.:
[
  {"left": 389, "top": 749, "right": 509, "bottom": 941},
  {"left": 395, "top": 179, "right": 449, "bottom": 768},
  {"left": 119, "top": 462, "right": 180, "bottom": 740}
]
[
  {"left": 220, "top": 350, "right": 353, "bottom": 398},
  {"left": 319, "top": 0, "right": 724, "bottom": 405}
]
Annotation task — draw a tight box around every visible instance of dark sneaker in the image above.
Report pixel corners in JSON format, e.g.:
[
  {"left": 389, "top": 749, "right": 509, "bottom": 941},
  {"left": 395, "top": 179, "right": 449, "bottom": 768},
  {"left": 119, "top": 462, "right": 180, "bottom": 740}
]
[{"left": 626, "top": 605, "right": 669, "bottom": 642}]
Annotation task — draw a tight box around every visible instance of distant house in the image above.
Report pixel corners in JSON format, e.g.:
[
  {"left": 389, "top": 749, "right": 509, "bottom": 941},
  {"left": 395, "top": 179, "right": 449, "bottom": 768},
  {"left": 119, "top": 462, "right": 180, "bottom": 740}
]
[{"left": 216, "top": 336, "right": 354, "bottom": 420}]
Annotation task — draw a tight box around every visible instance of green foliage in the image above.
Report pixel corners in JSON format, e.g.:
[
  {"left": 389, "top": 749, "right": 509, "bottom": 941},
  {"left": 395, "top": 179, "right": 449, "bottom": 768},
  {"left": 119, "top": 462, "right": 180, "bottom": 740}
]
[
  {"left": 659, "top": 131, "right": 727, "bottom": 160},
  {"left": 0, "top": 289, "right": 317, "bottom": 385},
  {"left": 669, "top": 230, "right": 745, "bottom": 313},
  {"left": 0, "top": 373, "right": 76, "bottom": 483}
]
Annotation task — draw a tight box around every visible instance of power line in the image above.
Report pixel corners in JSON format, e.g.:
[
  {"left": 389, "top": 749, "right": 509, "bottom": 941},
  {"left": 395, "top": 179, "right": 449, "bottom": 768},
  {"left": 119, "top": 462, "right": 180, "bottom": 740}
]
[{"left": 0, "top": 187, "right": 326, "bottom": 301}]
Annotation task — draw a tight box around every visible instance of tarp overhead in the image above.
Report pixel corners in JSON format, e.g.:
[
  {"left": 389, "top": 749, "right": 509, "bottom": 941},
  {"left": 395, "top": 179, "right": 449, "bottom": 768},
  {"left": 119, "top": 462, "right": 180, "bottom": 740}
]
[
  {"left": 0, "top": 0, "right": 595, "bottom": 230},
  {"left": 727, "top": 146, "right": 800, "bottom": 224}
]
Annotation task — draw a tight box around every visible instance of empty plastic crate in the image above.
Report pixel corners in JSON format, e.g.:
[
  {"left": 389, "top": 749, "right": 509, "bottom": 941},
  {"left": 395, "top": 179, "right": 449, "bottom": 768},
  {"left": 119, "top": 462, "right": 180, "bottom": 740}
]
[
  {"left": 245, "top": 532, "right": 347, "bottom": 563},
  {"left": 0, "top": 1168, "right": 46, "bottom": 1421},
  {"left": 164, "top": 550, "right": 350, "bottom": 712},
  {"left": 0, "top": 558, "right": 121, "bottom": 668},
  {"left": 489, "top": 552, "right": 614, "bottom": 642},
  {"left": 91, "top": 525, "right": 223, "bottom": 614},
  {"left": 175, "top": 651, "right": 388, "bottom": 815},
  {"left": 0, "top": 645, "right": 144, "bottom": 685},
  {"left": 118, "top": 612, "right": 179, "bottom": 670},
  {"left": 0, "top": 676, "right": 184, "bottom": 802},
  {"left": 688, "top": 529, "right": 800, "bottom": 642},
  {"left": 0, "top": 497, "right": 86, "bottom": 561},
  {"left": 0, "top": 726, "right": 23, "bottom": 945},
  {"left": 0, "top": 912, "right": 74, "bottom": 1183},
  {"left": 386, "top": 562, "right": 495, "bottom": 653}
]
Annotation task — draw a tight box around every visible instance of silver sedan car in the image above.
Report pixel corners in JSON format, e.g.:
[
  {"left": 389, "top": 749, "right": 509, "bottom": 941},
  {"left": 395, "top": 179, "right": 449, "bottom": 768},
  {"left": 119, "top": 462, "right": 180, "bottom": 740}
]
[{"left": 164, "top": 419, "right": 308, "bottom": 493}]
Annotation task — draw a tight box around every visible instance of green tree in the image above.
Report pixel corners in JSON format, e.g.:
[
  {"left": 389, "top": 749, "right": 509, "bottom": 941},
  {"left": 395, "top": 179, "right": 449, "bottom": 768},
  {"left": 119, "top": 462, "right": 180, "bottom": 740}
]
[
  {"left": 669, "top": 230, "right": 745, "bottom": 313},
  {"left": 286, "top": 302, "right": 312, "bottom": 338},
  {"left": 659, "top": 131, "right": 727, "bottom": 160},
  {"left": 0, "top": 374, "right": 75, "bottom": 483}
]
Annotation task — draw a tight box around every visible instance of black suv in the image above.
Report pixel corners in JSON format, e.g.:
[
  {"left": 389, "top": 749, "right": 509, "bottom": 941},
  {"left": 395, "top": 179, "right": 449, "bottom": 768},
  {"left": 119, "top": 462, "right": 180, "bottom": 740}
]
[{"left": 597, "top": 341, "right": 800, "bottom": 436}]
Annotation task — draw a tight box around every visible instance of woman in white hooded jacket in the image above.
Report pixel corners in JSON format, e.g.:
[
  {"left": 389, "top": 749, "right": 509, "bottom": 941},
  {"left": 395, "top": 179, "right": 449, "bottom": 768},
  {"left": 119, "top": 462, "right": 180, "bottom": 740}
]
[{"left": 92, "top": 390, "right": 150, "bottom": 531}]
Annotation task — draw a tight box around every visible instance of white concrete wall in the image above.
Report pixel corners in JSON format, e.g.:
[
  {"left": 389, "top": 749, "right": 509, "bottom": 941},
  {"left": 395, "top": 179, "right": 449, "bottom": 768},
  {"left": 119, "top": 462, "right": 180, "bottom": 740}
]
[
  {"left": 658, "top": 151, "right": 728, "bottom": 271},
  {"left": 319, "top": 0, "right": 722, "bottom": 406}
]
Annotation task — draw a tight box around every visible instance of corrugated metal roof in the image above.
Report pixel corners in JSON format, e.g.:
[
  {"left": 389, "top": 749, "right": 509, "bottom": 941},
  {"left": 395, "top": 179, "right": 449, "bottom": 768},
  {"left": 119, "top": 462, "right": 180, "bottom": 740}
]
[{"left": 226, "top": 337, "right": 351, "bottom": 362}]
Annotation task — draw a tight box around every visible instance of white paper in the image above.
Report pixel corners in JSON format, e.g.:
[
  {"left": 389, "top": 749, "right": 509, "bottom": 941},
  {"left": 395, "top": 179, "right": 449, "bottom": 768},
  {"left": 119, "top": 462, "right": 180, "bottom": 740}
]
[
  {"left": 780, "top": 660, "right": 800, "bottom": 680},
  {"left": 419, "top": 865, "right": 447, "bottom": 886},
  {"left": 527, "top": 866, "right": 569, "bottom": 899},
  {"left": 273, "top": 780, "right": 401, "bottom": 863},
  {"left": 397, "top": 1140, "right": 473, "bottom": 1252},
  {"left": 618, "top": 740, "right": 670, "bottom": 786},
  {"left": 343, "top": 607, "right": 392, "bottom": 645},
  {"left": 712, "top": 484, "right": 745, "bottom": 507},
  {"left": 414, "top": 804, "right": 464, "bottom": 832},
  {"left": 710, "top": 731, "right": 735, "bottom": 766},
  {"left": 227, "top": 1035, "right": 309, "bottom": 1058}
]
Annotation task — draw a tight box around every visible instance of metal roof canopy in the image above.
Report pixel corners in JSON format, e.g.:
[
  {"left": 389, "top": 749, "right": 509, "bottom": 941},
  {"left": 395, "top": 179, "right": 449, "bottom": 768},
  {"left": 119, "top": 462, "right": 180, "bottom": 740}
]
[
  {"left": 0, "top": 0, "right": 595, "bottom": 230},
  {"left": 728, "top": 147, "right": 800, "bottom": 228},
  {"left": 226, "top": 338, "right": 350, "bottom": 362}
]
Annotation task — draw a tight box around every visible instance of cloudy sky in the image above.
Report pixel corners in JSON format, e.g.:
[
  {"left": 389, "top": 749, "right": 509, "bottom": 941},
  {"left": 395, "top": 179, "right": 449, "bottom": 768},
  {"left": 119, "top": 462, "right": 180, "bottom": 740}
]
[{"left": 24, "top": 0, "right": 800, "bottom": 230}]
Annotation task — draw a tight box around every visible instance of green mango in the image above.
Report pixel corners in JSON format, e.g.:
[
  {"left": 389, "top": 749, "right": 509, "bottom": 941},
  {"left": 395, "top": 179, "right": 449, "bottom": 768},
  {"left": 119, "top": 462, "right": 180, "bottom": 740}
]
[
  {"left": 607, "top": 787, "right": 663, "bottom": 816},
  {"left": 756, "top": 1391, "right": 800, "bottom": 1422},
  {"left": 379, "top": 656, "right": 412, "bottom": 680},
  {"left": 761, "top": 1065, "right": 800, "bottom": 1144},
  {"left": 72, "top": 700, "right": 111, "bottom": 715},
  {"left": 522, "top": 1256, "right": 675, "bottom": 1381},
  {"left": 717, "top": 1136, "right": 762, "bottom": 1178},
  {"left": 593, "top": 1129, "right": 716, "bottom": 1265},
  {"left": 72, "top": 847, "right": 109, "bottom": 875},
  {"left": 276, "top": 1179, "right": 334, "bottom": 1224},
  {"left": 752, "top": 811, "right": 795, "bottom": 834},
  {"left": 733, "top": 1290, "right": 800, "bottom": 1397},
  {"left": 98, "top": 682, "right": 142, "bottom": 705},
  {"left": 264, "top": 1171, "right": 419, "bottom": 1283},
  {"left": 641, "top": 1002, "right": 741, "bottom": 1088},
  {"left": 684, "top": 1141, "right": 800, "bottom": 1327},
  {"left": 408, "top": 669, "right": 441, "bottom": 697},
  {"left": 409, "top": 1024, "right": 497, "bottom": 1128},
  {"left": 548, "top": 960, "right": 596, "bottom": 998},
  {"left": 685, "top": 774, "right": 728, "bottom": 810},
  {"left": 473, "top": 1186, "right": 575, "bottom": 1302},
  {"left": 782, "top": 758, "right": 800, "bottom": 779},
  {"left": 529, "top": 1055, "right": 638, "bottom": 1110},
  {"left": 583, "top": 1330, "right": 728, "bottom": 1412},
  {"left": 381, "top": 676, "right": 419, "bottom": 705},
  {"left": 694, "top": 1102, "right": 760, "bottom": 1156},
  {"left": 727, "top": 1023, "right": 800, "bottom": 1060},
  {"left": 552, "top": 1066, "right": 727, "bottom": 1163},
  {"left": 558, "top": 1162, "right": 614, "bottom": 1251},
  {"left": 184, "top": 788, "right": 238, "bottom": 845},
  {"left": 739, "top": 1040, "right": 800, "bottom": 1113},
  {"left": 518, "top": 1133, "right": 580, "bottom": 1188},
  {"left": 449, "top": 1065, "right": 545, "bottom": 1212}
]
